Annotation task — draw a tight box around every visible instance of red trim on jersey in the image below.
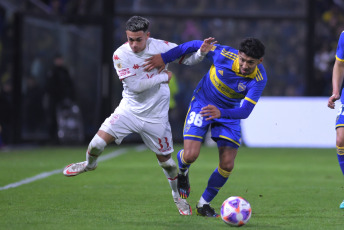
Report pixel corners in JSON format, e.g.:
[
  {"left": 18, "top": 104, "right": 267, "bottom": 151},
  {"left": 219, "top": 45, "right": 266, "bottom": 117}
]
[
  {"left": 120, "top": 74, "right": 137, "bottom": 81},
  {"left": 178, "top": 55, "right": 186, "bottom": 64}
]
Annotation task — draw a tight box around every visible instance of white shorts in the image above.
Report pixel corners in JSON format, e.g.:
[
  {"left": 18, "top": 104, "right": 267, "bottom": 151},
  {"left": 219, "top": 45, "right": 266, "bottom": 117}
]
[{"left": 100, "top": 108, "right": 174, "bottom": 155}]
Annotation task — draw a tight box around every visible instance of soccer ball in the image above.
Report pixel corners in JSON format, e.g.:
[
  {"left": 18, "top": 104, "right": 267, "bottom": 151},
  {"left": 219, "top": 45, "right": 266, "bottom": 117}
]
[{"left": 220, "top": 196, "right": 252, "bottom": 226}]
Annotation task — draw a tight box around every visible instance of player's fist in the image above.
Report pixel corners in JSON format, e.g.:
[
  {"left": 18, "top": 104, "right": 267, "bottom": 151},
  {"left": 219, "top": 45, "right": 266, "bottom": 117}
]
[{"left": 328, "top": 93, "right": 340, "bottom": 109}]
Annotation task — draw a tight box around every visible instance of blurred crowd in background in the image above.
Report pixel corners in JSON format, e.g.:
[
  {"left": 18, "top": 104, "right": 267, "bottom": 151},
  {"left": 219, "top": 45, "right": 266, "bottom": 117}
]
[{"left": 0, "top": 0, "right": 343, "bottom": 146}]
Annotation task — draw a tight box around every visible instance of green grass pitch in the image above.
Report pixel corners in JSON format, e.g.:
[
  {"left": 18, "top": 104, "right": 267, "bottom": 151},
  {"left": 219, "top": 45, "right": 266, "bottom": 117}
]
[{"left": 1, "top": 145, "right": 344, "bottom": 229}]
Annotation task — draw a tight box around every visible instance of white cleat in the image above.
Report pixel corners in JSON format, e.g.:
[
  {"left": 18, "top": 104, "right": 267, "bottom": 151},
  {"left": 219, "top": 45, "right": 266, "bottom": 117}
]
[
  {"left": 174, "top": 197, "right": 192, "bottom": 215},
  {"left": 63, "top": 161, "right": 97, "bottom": 177}
]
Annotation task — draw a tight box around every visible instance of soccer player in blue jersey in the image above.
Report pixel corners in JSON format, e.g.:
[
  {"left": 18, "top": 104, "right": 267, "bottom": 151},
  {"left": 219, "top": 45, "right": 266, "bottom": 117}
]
[
  {"left": 328, "top": 31, "right": 344, "bottom": 209},
  {"left": 144, "top": 37, "right": 267, "bottom": 217}
]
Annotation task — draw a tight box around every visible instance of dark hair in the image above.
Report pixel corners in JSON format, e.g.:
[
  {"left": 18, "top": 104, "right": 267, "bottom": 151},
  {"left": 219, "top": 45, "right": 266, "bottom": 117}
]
[
  {"left": 126, "top": 16, "right": 150, "bottom": 32},
  {"left": 239, "top": 38, "right": 265, "bottom": 59}
]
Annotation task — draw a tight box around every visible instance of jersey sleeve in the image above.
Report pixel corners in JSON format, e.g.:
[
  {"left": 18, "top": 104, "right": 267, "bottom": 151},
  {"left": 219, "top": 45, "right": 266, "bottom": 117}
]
[
  {"left": 247, "top": 67, "right": 267, "bottom": 103},
  {"left": 336, "top": 31, "right": 344, "bottom": 62},
  {"left": 113, "top": 49, "right": 136, "bottom": 80},
  {"left": 219, "top": 100, "right": 255, "bottom": 119},
  {"left": 220, "top": 65, "right": 267, "bottom": 120},
  {"left": 123, "top": 72, "right": 168, "bottom": 94},
  {"left": 161, "top": 40, "right": 204, "bottom": 63}
]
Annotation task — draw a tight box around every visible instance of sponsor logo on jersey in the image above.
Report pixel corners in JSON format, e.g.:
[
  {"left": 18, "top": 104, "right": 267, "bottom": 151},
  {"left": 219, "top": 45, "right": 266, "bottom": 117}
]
[
  {"left": 113, "top": 55, "right": 120, "bottom": 60},
  {"left": 209, "top": 65, "right": 244, "bottom": 99},
  {"left": 118, "top": 68, "right": 130, "bottom": 77},
  {"left": 133, "top": 64, "right": 140, "bottom": 69}
]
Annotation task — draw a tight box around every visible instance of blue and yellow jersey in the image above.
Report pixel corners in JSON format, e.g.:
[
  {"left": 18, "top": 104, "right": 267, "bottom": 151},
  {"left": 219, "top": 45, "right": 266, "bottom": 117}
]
[
  {"left": 194, "top": 43, "right": 267, "bottom": 109},
  {"left": 336, "top": 32, "right": 344, "bottom": 104},
  {"left": 336, "top": 31, "right": 344, "bottom": 62}
]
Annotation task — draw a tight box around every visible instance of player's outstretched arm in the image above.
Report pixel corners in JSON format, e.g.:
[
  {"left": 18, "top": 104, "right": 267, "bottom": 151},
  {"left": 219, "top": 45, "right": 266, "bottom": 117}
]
[
  {"left": 328, "top": 60, "right": 344, "bottom": 109},
  {"left": 144, "top": 40, "right": 204, "bottom": 72},
  {"left": 200, "top": 101, "right": 256, "bottom": 120}
]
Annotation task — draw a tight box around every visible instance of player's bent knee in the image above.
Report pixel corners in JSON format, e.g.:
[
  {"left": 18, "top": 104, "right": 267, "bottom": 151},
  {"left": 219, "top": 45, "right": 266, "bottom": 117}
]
[
  {"left": 220, "top": 162, "right": 234, "bottom": 173},
  {"left": 182, "top": 150, "right": 199, "bottom": 163},
  {"left": 336, "top": 138, "right": 344, "bottom": 148}
]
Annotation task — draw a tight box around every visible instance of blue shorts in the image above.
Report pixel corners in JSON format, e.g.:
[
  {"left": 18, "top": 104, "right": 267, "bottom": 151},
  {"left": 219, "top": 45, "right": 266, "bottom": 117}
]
[
  {"left": 336, "top": 105, "right": 344, "bottom": 129},
  {"left": 183, "top": 98, "right": 241, "bottom": 148}
]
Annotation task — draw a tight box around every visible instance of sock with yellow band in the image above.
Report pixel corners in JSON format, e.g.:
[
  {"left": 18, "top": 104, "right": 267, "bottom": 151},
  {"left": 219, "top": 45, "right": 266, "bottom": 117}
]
[{"left": 337, "top": 145, "right": 344, "bottom": 175}]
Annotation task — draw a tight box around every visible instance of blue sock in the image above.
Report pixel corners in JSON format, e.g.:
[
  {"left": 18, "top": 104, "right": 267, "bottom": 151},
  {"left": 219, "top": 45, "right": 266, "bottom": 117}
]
[
  {"left": 202, "top": 166, "right": 231, "bottom": 203},
  {"left": 337, "top": 146, "right": 344, "bottom": 175},
  {"left": 177, "top": 149, "right": 190, "bottom": 173}
]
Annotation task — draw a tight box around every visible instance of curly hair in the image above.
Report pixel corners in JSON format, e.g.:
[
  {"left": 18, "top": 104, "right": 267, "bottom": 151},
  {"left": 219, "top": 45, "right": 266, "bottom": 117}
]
[{"left": 239, "top": 38, "right": 265, "bottom": 59}]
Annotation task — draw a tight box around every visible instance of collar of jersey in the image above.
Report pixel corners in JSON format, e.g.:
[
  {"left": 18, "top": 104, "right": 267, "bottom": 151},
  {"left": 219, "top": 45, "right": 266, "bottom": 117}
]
[{"left": 232, "top": 57, "right": 257, "bottom": 79}]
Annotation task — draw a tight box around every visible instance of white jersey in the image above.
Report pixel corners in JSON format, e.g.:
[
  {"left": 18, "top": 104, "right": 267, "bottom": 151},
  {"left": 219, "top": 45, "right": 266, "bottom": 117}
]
[{"left": 113, "top": 38, "right": 178, "bottom": 123}]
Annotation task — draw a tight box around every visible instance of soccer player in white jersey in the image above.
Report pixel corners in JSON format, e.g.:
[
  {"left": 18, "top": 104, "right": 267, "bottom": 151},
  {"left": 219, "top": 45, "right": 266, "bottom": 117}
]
[{"left": 62, "top": 16, "right": 202, "bottom": 215}]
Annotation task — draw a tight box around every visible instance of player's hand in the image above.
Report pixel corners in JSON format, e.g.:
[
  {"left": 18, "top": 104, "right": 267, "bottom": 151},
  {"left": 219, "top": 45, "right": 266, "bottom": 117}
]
[
  {"left": 143, "top": 54, "right": 165, "bottom": 73},
  {"left": 200, "top": 37, "right": 217, "bottom": 54},
  {"left": 200, "top": 104, "right": 221, "bottom": 120},
  {"left": 328, "top": 93, "right": 340, "bottom": 109}
]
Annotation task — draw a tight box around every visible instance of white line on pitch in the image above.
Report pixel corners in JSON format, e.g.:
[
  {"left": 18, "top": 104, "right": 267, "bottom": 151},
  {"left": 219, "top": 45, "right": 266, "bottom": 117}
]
[{"left": 0, "top": 145, "right": 146, "bottom": 191}]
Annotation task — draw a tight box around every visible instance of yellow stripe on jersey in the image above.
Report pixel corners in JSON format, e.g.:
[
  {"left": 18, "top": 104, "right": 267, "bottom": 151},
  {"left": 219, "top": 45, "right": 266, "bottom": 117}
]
[
  {"left": 217, "top": 166, "right": 232, "bottom": 178},
  {"left": 209, "top": 65, "right": 245, "bottom": 99},
  {"left": 336, "top": 55, "right": 344, "bottom": 62},
  {"left": 183, "top": 96, "right": 195, "bottom": 130},
  {"left": 255, "top": 69, "right": 264, "bottom": 81},
  {"left": 245, "top": 97, "right": 257, "bottom": 105},
  {"left": 221, "top": 49, "right": 237, "bottom": 61},
  {"left": 219, "top": 135, "right": 240, "bottom": 146}
]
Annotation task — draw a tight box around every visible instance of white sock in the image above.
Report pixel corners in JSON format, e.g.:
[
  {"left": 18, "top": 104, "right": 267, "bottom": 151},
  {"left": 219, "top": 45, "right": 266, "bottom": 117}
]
[
  {"left": 197, "top": 196, "right": 209, "bottom": 207},
  {"left": 86, "top": 134, "right": 107, "bottom": 168},
  {"left": 158, "top": 158, "right": 179, "bottom": 198}
]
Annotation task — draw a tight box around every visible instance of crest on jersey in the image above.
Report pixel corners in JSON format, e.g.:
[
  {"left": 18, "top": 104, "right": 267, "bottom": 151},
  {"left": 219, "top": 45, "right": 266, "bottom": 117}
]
[
  {"left": 211, "top": 45, "right": 216, "bottom": 51},
  {"left": 117, "top": 63, "right": 122, "bottom": 69},
  {"left": 218, "top": 70, "right": 223, "bottom": 76},
  {"left": 238, "top": 83, "right": 246, "bottom": 92}
]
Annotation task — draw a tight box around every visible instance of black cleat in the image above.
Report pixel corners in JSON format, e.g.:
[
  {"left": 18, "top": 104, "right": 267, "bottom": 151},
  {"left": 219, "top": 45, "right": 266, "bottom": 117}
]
[
  {"left": 196, "top": 204, "right": 220, "bottom": 217},
  {"left": 177, "top": 173, "right": 190, "bottom": 199}
]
